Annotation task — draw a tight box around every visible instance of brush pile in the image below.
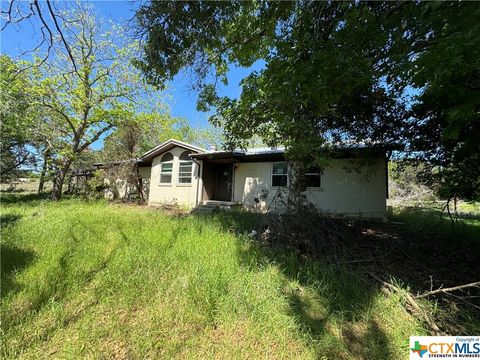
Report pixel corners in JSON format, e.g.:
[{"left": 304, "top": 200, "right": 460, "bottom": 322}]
[{"left": 257, "top": 201, "right": 354, "bottom": 258}]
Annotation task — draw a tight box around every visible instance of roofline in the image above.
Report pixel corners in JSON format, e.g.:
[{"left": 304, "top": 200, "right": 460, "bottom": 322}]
[
  {"left": 191, "top": 143, "right": 404, "bottom": 161},
  {"left": 140, "top": 139, "right": 207, "bottom": 160}
]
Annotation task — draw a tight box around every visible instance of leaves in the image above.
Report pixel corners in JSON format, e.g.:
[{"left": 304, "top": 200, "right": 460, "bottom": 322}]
[
  {"left": 0, "top": 56, "right": 38, "bottom": 178},
  {"left": 135, "top": 1, "right": 480, "bottom": 200}
]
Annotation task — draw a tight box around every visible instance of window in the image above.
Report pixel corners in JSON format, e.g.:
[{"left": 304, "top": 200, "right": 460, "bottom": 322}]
[
  {"left": 160, "top": 152, "right": 173, "bottom": 184},
  {"left": 178, "top": 151, "right": 193, "bottom": 184},
  {"left": 272, "top": 162, "right": 288, "bottom": 187},
  {"left": 305, "top": 167, "right": 322, "bottom": 188}
]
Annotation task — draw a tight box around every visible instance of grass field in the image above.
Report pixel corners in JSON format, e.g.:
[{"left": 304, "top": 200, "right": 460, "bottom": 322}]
[
  {"left": 388, "top": 201, "right": 480, "bottom": 245},
  {"left": 0, "top": 182, "right": 52, "bottom": 193},
  {"left": 0, "top": 194, "right": 428, "bottom": 359}
]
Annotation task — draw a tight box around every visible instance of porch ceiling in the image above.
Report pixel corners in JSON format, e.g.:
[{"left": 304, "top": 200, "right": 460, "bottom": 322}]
[{"left": 191, "top": 152, "right": 286, "bottom": 163}]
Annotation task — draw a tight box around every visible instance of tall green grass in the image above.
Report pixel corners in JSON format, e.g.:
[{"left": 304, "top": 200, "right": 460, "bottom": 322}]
[
  {"left": 1, "top": 195, "right": 425, "bottom": 359},
  {"left": 389, "top": 205, "right": 480, "bottom": 244}
]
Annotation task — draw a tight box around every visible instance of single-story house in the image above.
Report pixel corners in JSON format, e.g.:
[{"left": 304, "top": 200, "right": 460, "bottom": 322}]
[{"left": 136, "top": 139, "right": 400, "bottom": 219}]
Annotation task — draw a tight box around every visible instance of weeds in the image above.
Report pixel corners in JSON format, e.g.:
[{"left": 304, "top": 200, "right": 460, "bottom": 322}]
[{"left": 1, "top": 195, "right": 429, "bottom": 359}]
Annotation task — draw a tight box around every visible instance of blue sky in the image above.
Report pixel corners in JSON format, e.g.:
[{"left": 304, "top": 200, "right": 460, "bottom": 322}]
[{"left": 1, "top": 1, "right": 257, "bottom": 149}]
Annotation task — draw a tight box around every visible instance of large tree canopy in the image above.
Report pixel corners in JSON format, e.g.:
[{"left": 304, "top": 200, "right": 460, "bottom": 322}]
[
  {"left": 30, "top": 4, "right": 164, "bottom": 200},
  {"left": 135, "top": 1, "right": 480, "bottom": 200}
]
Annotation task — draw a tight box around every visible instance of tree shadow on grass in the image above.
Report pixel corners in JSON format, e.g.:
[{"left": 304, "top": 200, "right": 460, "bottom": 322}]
[
  {"left": 0, "top": 213, "right": 22, "bottom": 227},
  {"left": 3, "top": 225, "right": 127, "bottom": 348},
  {"left": 196, "top": 211, "right": 398, "bottom": 359},
  {"left": 1, "top": 193, "right": 51, "bottom": 206},
  {"left": 1, "top": 244, "right": 36, "bottom": 297}
]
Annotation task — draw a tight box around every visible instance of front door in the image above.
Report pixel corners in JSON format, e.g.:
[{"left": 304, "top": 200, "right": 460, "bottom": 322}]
[{"left": 215, "top": 164, "right": 233, "bottom": 201}]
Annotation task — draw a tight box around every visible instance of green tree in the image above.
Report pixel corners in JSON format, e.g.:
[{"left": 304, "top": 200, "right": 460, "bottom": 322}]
[
  {"left": 34, "top": 4, "right": 161, "bottom": 200},
  {"left": 384, "top": 2, "right": 480, "bottom": 202},
  {"left": 102, "top": 110, "right": 223, "bottom": 162},
  {"left": 134, "top": 1, "right": 479, "bottom": 201},
  {"left": 133, "top": 1, "right": 404, "bottom": 202},
  {"left": 0, "top": 55, "right": 37, "bottom": 180}
]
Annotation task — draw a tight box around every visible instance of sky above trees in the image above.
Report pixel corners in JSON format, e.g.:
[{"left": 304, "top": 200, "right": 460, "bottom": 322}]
[{"left": 1, "top": 0, "right": 259, "bottom": 149}]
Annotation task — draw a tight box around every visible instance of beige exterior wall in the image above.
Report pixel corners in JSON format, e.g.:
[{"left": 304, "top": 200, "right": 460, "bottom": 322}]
[
  {"left": 147, "top": 146, "right": 201, "bottom": 207},
  {"left": 145, "top": 149, "right": 387, "bottom": 218},
  {"left": 233, "top": 157, "right": 387, "bottom": 218}
]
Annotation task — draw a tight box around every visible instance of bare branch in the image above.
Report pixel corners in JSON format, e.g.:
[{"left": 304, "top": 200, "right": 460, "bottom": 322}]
[
  {"left": 1, "top": 0, "right": 36, "bottom": 31},
  {"left": 45, "top": 0, "right": 78, "bottom": 73},
  {"left": 415, "top": 281, "right": 480, "bottom": 299},
  {"left": 41, "top": 95, "right": 78, "bottom": 136},
  {"left": 79, "top": 123, "right": 115, "bottom": 152}
]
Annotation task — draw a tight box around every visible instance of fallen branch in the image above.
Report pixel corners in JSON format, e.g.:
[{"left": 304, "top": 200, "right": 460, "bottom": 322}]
[
  {"left": 368, "top": 272, "right": 444, "bottom": 335},
  {"left": 345, "top": 258, "right": 374, "bottom": 264},
  {"left": 415, "top": 281, "right": 480, "bottom": 299},
  {"left": 444, "top": 292, "right": 480, "bottom": 312}
]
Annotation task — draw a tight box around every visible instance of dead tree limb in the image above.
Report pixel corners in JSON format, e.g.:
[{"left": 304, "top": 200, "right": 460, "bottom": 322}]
[
  {"left": 415, "top": 281, "right": 480, "bottom": 299},
  {"left": 368, "top": 272, "right": 444, "bottom": 335}
]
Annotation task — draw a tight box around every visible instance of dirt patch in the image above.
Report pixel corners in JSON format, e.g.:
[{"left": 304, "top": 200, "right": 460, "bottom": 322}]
[{"left": 342, "top": 221, "right": 479, "bottom": 294}]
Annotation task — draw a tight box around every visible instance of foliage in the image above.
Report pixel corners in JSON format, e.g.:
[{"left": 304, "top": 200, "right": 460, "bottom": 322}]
[
  {"left": 99, "top": 111, "right": 223, "bottom": 201},
  {"left": 135, "top": 2, "right": 404, "bottom": 153},
  {"left": 1, "top": 196, "right": 426, "bottom": 359},
  {"left": 101, "top": 111, "right": 220, "bottom": 162},
  {"left": 388, "top": 161, "right": 436, "bottom": 207},
  {"left": 135, "top": 1, "right": 480, "bottom": 201},
  {"left": 0, "top": 56, "right": 38, "bottom": 180},
  {"left": 385, "top": 2, "right": 480, "bottom": 202},
  {"left": 389, "top": 205, "right": 480, "bottom": 246},
  {"left": 30, "top": 3, "right": 165, "bottom": 200}
]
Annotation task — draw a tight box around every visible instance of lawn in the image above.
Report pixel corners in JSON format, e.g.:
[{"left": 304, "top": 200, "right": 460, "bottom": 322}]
[
  {"left": 388, "top": 200, "right": 480, "bottom": 242},
  {"left": 1, "top": 195, "right": 431, "bottom": 359}
]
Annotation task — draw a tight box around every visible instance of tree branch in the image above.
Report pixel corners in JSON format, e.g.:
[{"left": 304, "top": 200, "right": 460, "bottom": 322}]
[
  {"left": 79, "top": 123, "right": 115, "bottom": 152},
  {"left": 415, "top": 281, "right": 480, "bottom": 299},
  {"left": 41, "top": 96, "right": 78, "bottom": 136},
  {"left": 45, "top": 0, "right": 78, "bottom": 74}
]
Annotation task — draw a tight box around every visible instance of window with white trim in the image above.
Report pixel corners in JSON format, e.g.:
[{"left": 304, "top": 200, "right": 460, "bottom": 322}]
[
  {"left": 178, "top": 151, "right": 193, "bottom": 184},
  {"left": 305, "top": 167, "right": 322, "bottom": 188},
  {"left": 272, "top": 162, "right": 288, "bottom": 187},
  {"left": 160, "top": 152, "right": 173, "bottom": 184}
]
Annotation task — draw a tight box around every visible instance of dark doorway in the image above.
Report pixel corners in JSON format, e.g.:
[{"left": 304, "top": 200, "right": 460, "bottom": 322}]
[{"left": 214, "top": 164, "right": 233, "bottom": 201}]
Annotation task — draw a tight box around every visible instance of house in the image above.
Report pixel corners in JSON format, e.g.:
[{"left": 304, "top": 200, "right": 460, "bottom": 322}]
[{"left": 136, "top": 139, "right": 400, "bottom": 219}]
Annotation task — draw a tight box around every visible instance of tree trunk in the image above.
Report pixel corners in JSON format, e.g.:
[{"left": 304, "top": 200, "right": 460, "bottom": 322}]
[
  {"left": 51, "top": 160, "right": 72, "bottom": 200},
  {"left": 38, "top": 148, "right": 52, "bottom": 194},
  {"left": 287, "top": 161, "right": 308, "bottom": 209},
  {"left": 38, "top": 155, "right": 48, "bottom": 194}
]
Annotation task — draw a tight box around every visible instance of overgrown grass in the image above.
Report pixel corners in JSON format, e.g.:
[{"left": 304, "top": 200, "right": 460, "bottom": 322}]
[
  {"left": 389, "top": 203, "right": 480, "bottom": 245},
  {"left": 1, "top": 195, "right": 425, "bottom": 359}
]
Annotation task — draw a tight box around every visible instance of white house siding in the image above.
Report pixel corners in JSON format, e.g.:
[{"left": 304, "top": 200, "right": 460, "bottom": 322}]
[
  {"left": 148, "top": 146, "right": 201, "bottom": 207},
  {"left": 233, "top": 157, "right": 387, "bottom": 218}
]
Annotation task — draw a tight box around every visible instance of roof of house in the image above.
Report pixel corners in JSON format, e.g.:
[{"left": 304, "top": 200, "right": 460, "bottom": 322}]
[
  {"left": 138, "top": 139, "right": 403, "bottom": 165},
  {"left": 140, "top": 139, "right": 207, "bottom": 163},
  {"left": 190, "top": 147, "right": 286, "bottom": 163},
  {"left": 191, "top": 143, "right": 403, "bottom": 162}
]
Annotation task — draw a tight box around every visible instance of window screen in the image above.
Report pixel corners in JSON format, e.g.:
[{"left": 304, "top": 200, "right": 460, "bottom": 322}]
[
  {"left": 272, "top": 163, "right": 288, "bottom": 187},
  {"left": 160, "top": 152, "right": 173, "bottom": 184},
  {"left": 178, "top": 151, "right": 192, "bottom": 184}
]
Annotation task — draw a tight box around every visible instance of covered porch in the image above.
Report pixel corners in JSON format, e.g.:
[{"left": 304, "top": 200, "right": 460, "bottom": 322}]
[
  {"left": 192, "top": 149, "right": 286, "bottom": 206},
  {"left": 198, "top": 158, "right": 239, "bottom": 203}
]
